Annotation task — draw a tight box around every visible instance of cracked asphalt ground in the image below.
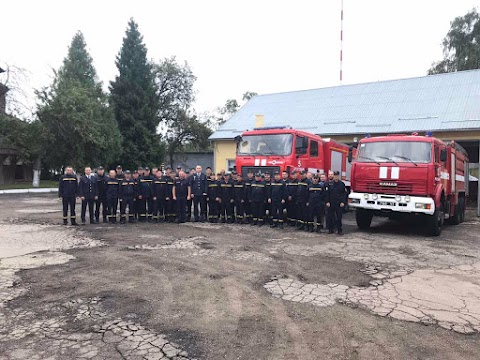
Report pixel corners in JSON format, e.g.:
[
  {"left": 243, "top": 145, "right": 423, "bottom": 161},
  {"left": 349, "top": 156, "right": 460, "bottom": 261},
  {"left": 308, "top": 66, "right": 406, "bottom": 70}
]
[{"left": 1, "top": 195, "right": 480, "bottom": 359}]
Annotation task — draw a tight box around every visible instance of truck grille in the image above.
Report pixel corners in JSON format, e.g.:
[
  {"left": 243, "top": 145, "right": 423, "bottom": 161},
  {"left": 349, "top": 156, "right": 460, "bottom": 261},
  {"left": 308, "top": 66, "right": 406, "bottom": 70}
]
[
  {"left": 356, "top": 181, "right": 426, "bottom": 195},
  {"left": 241, "top": 166, "right": 281, "bottom": 177}
]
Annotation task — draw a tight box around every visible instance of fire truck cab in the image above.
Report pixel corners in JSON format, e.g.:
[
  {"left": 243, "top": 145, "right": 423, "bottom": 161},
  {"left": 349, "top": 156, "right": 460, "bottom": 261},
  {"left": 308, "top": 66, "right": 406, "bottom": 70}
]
[
  {"left": 235, "top": 127, "right": 352, "bottom": 183},
  {"left": 348, "top": 134, "right": 469, "bottom": 236}
]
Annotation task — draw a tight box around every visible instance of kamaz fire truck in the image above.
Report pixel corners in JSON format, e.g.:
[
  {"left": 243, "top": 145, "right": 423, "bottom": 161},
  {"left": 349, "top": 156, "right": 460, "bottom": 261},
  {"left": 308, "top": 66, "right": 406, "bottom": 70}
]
[
  {"left": 348, "top": 134, "right": 469, "bottom": 236},
  {"left": 235, "top": 127, "right": 353, "bottom": 183}
]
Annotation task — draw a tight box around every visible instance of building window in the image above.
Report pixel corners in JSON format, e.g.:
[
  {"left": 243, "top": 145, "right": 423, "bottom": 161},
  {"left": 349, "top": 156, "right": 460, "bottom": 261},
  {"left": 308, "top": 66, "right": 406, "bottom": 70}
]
[
  {"left": 226, "top": 159, "right": 236, "bottom": 172},
  {"left": 310, "top": 140, "right": 319, "bottom": 157}
]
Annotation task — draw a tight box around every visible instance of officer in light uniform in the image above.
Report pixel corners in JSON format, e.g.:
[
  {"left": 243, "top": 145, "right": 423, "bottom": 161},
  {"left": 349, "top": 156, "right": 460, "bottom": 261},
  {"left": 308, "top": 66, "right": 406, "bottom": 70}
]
[
  {"left": 79, "top": 166, "right": 98, "bottom": 225},
  {"left": 190, "top": 165, "right": 208, "bottom": 222}
]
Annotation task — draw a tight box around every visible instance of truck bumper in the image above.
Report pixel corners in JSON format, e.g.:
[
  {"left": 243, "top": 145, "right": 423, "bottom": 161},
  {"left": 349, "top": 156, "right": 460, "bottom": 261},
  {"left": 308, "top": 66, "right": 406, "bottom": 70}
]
[{"left": 348, "top": 192, "right": 435, "bottom": 215}]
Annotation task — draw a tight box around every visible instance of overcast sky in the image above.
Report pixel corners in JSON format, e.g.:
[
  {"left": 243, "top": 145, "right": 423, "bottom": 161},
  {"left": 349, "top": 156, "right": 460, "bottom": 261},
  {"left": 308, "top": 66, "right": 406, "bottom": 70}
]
[{"left": 1, "top": 0, "right": 478, "bottom": 117}]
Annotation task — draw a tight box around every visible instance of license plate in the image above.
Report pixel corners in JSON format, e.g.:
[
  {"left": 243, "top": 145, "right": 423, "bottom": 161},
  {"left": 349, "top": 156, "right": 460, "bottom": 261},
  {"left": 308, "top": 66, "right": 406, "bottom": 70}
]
[{"left": 377, "top": 201, "right": 395, "bottom": 206}]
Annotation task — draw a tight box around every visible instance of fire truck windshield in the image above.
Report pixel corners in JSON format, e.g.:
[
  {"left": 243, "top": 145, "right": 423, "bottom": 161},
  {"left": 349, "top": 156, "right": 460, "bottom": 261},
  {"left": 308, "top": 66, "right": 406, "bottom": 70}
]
[
  {"left": 238, "top": 134, "right": 293, "bottom": 156},
  {"left": 358, "top": 141, "right": 431, "bottom": 164}
]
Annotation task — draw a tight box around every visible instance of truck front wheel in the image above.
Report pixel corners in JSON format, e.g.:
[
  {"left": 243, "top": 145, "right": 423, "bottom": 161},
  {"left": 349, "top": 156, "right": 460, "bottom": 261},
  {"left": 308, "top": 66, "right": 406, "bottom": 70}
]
[
  {"left": 428, "top": 206, "right": 444, "bottom": 236},
  {"left": 356, "top": 209, "right": 373, "bottom": 230}
]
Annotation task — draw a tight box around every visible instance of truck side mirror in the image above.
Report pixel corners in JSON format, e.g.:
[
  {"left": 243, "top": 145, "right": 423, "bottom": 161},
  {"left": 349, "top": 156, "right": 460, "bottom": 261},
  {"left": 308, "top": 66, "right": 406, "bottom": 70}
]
[
  {"left": 440, "top": 149, "right": 447, "bottom": 162},
  {"left": 348, "top": 147, "right": 353, "bottom": 163}
]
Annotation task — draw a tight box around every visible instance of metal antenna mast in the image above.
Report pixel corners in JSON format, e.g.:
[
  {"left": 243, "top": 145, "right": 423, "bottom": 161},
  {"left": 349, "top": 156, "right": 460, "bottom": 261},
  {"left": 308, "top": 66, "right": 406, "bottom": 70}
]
[{"left": 340, "top": 0, "right": 344, "bottom": 83}]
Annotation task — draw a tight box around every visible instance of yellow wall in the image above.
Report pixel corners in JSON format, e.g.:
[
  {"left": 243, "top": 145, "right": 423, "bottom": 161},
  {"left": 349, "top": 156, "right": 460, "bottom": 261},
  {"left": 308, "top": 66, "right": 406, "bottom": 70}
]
[{"left": 213, "top": 140, "right": 237, "bottom": 173}]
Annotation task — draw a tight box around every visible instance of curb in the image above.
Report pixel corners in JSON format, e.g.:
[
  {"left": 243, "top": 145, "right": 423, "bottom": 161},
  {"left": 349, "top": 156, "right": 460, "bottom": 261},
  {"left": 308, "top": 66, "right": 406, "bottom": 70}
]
[{"left": 0, "top": 188, "right": 58, "bottom": 195}]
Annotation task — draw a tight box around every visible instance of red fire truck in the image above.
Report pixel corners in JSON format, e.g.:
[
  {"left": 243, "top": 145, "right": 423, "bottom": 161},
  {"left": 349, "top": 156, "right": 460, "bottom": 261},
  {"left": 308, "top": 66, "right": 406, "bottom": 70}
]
[
  {"left": 235, "top": 127, "right": 353, "bottom": 183},
  {"left": 348, "top": 134, "right": 469, "bottom": 236}
]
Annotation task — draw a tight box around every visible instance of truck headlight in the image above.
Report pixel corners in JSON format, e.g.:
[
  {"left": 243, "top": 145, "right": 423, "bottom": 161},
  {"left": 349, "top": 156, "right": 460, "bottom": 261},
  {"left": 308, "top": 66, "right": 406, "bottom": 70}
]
[
  {"left": 395, "top": 195, "right": 401, "bottom": 202},
  {"left": 364, "top": 194, "right": 369, "bottom": 200},
  {"left": 349, "top": 198, "right": 360, "bottom": 204},
  {"left": 405, "top": 195, "right": 411, "bottom": 202},
  {"left": 415, "top": 203, "right": 432, "bottom": 209},
  {"left": 372, "top": 194, "right": 378, "bottom": 200}
]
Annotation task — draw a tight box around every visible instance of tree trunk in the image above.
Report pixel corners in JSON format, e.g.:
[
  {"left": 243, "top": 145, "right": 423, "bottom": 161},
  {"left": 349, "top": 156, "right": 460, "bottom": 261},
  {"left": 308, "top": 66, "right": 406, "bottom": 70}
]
[
  {"left": 169, "top": 152, "right": 175, "bottom": 170},
  {"left": 32, "top": 156, "right": 41, "bottom": 188}
]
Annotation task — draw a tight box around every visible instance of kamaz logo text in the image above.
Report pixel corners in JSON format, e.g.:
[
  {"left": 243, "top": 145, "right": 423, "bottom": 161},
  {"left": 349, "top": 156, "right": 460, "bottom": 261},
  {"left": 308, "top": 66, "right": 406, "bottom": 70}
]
[{"left": 379, "top": 182, "right": 397, "bottom": 187}]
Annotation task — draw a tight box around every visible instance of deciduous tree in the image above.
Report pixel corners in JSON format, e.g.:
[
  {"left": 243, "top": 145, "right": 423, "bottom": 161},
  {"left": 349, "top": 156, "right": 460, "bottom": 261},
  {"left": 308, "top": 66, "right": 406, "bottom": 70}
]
[
  {"left": 429, "top": 9, "right": 480, "bottom": 74},
  {"left": 37, "top": 31, "right": 121, "bottom": 171}
]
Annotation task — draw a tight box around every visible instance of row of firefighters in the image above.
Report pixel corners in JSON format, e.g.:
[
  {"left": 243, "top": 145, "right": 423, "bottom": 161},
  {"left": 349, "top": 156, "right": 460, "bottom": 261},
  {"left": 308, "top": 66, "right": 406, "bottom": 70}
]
[{"left": 58, "top": 165, "right": 348, "bottom": 234}]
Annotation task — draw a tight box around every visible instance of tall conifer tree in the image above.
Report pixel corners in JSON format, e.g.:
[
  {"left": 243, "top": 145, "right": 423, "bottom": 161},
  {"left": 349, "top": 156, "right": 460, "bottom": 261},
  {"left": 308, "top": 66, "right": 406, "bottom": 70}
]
[{"left": 110, "top": 19, "right": 160, "bottom": 168}]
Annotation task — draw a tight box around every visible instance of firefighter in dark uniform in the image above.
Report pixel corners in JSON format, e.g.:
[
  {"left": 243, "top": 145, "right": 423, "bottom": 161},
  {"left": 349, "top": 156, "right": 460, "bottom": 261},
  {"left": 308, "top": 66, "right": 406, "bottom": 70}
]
[
  {"left": 190, "top": 165, "right": 208, "bottom": 222},
  {"left": 286, "top": 171, "right": 298, "bottom": 226},
  {"left": 281, "top": 170, "right": 290, "bottom": 223},
  {"left": 207, "top": 172, "right": 220, "bottom": 223},
  {"left": 94, "top": 166, "right": 108, "bottom": 223},
  {"left": 59, "top": 166, "right": 78, "bottom": 225},
  {"left": 251, "top": 173, "right": 267, "bottom": 226},
  {"left": 219, "top": 173, "right": 234, "bottom": 223},
  {"left": 138, "top": 167, "right": 154, "bottom": 222},
  {"left": 78, "top": 166, "right": 98, "bottom": 225},
  {"left": 132, "top": 167, "right": 142, "bottom": 220},
  {"left": 234, "top": 173, "right": 246, "bottom": 223},
  {"left": 268, "top": 172, "right": 287, "bottom": 228},
  {"left": 306, "top": 175, "right": 327, "bottom": 232},
  {"left": 152, "top": 169, "right": 167, "bottom": 223},
  {"left": 244, "top": 170, "right": 255, "bottom": 223},
  {"left": 115, "top": 165, "right": 124, "bottom": 214},
  {"left": 105, "top": 170, "right": 120, "bottom": 223},
  {"left": 264, "top": 172, "right": 272, "bottom": 224},
  {"left": 173, "top": 171, "right": 190, "bottom": 223},
  {"left": 119, "top": 170, "right": 136, "bottom": 223},
  {"left": 296, "top": 171, "right": 309, "bottom": 230},
  {"left": 165, "top": 171, "right": 176, "bottom": 222},
  {"left": 115, "top": 165, "right": 124, "bottom": 181},
  {"left": 326, "top": 170, "right": 347, "bottom": 235}
]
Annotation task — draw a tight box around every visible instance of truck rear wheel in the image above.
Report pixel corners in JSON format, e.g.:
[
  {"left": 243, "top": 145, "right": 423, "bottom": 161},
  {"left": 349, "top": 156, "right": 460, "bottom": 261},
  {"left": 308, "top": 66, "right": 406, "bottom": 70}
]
[
  {"left": 356, "top": 209, "right": 373, "bottom": 230},
  {"left": 451, "top": 204, "right": 461, "bottom": 225},
  {"left": 451, "top": 196, "right": 466, "bottom": 225},
  {"left": 428, "top": 205, "right": 444, "bottom": 236},
  {"left": 459, "top": 197, "right": 466, "bottom": 223}
]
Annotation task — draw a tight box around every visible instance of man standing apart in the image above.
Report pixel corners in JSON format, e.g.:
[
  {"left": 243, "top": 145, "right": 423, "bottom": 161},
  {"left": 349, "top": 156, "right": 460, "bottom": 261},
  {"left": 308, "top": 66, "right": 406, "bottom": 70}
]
[
  {"left": 79, "top": 166, "right": 98, "bottom": 225},
  {"left": 59, "top": 166, "right": 78, "bottom": 225},
  {"left": 190, "top": 165, "right": 208, "bottom": 222},
  {"left": 326, "top": 170, "right": 347, "bottom": 235}
]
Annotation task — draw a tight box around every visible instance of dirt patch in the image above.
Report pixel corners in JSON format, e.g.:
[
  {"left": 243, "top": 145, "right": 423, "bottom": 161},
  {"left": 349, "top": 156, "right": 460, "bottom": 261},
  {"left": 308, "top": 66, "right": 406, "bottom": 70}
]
[{"left": 1, "top": 195, "right": 480, "bottom": 359}]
